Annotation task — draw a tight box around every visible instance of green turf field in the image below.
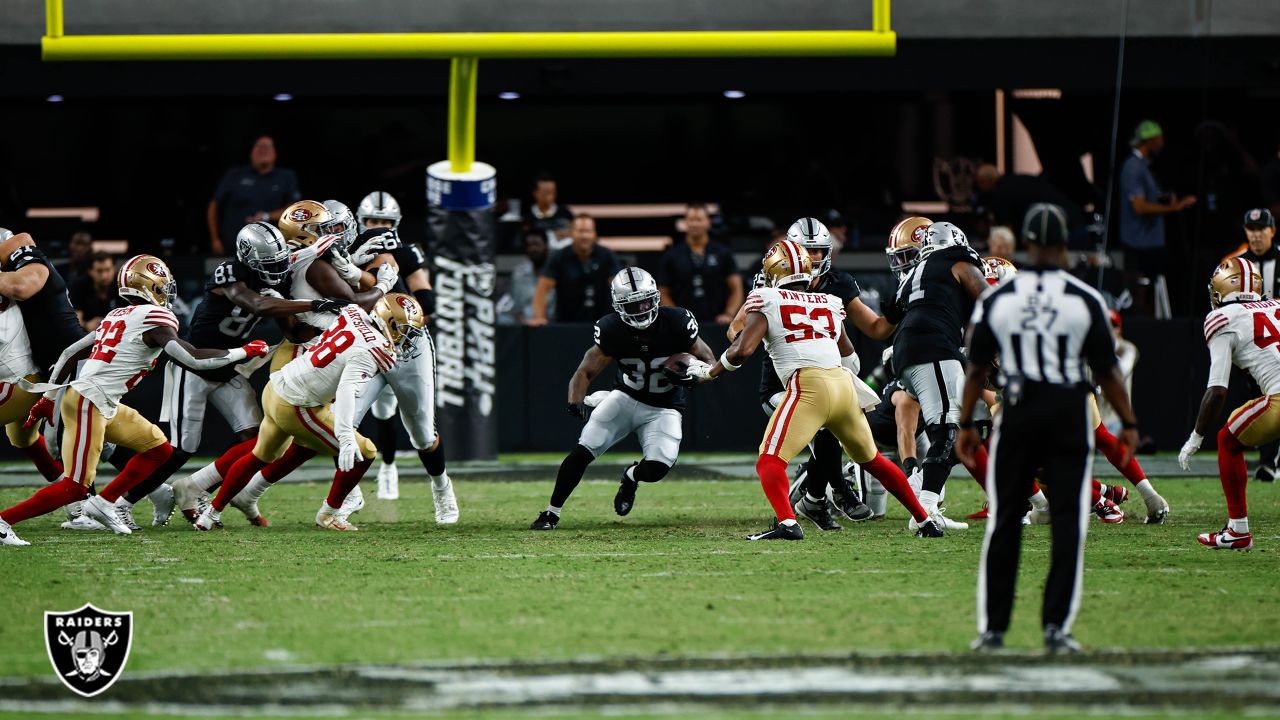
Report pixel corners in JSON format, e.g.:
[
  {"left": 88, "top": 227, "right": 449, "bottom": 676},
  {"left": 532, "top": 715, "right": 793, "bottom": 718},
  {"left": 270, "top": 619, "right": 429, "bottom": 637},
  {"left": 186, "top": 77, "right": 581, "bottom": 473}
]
[{"left": 0, "top": 470, "right": 1275, "bottom": 716}]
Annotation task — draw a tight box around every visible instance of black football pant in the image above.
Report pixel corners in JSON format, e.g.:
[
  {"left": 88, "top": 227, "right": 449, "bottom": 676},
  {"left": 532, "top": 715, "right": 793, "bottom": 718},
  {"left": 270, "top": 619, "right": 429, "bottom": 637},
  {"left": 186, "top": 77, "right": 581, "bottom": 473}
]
[
  {"left": 801, "top": 429, "right": 843, "bottom": 499},
  {"left": 979, "top": 386, "right": 1092, "bottom": 635}
]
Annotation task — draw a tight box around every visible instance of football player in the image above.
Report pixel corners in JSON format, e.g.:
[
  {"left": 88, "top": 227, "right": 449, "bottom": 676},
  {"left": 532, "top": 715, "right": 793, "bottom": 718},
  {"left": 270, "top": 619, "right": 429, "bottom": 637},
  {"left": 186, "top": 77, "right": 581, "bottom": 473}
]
[
  {"left": 1177, "top": 258, "right": 1279, "bottom": 550},
  {"left": 691, "top": 239, "right": 939, "bottom": 540},
  {"left": 529, "top": 267, "right": 715, "bottom": 530},
  {"left": 197, "top": 295, "right": 423, "bottom": 531},
  {"left": 0, "top": 255, "right": 267, "bottom": 545}
]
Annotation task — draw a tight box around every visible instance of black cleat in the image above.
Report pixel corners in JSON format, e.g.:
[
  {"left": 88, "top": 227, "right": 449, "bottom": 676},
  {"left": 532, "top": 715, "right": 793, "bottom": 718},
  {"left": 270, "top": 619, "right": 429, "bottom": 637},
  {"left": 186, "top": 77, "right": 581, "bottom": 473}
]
[
  {"left": 614, "top": 465, "right": 639, "bottom": 516},
  {"left": 970, "top": 631, "right": 1004, "bottom": 652},
  {"left": 746, "top": 521, "right": 805, "bottom": 541},
  {"left": 530, "top": 511, "right": 560, "bottom": 531},
  {"left": 914, "top": 519, "right": 945, "bottom": 538},
  {"left": 832, "top": 478, "right": 874, "bottom": 522},
  {"left": 1044, "top": 624, "right": 1082, "bottom": 655},
  {"left": 1257, "top": 465, "right": 1276, "bottom": 483},
  {"left": 794, "top": 496, "right": 842, "bottom": 531}
]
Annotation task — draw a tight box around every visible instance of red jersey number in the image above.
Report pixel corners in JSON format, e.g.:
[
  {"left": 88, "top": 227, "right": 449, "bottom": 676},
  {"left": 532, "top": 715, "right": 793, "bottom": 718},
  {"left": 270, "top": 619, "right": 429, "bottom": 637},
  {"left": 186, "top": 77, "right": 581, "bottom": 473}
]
[
  {"left": 310, "top": 315, "right": 356, "bottom": 369},
  {"left": 1253, "top": 310, "right": 1280, "bottom": 351},
  {"left": 89, "top": 320, "right": 127, "bottom": 363},
  {"left": 780, "top": 305, "right": 838, "bottom": 343}
]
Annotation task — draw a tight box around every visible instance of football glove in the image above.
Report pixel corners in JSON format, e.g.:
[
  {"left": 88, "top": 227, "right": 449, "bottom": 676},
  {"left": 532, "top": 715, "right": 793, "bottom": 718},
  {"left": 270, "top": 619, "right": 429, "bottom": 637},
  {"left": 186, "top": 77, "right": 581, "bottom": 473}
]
[
  {"left": 329, "top": 250, "right": 364, "bottom": 288},
  {"left": 1178, "top": 431, "right": 1203, "bottom": 471},
  {"left": 682, "top": 359, "right": 714, "bottom": 384},
  {"left": 374, "top": 263, "right": 399, "bottom": 294},
  {"left": 337, "top": 436, "right": 360, "bottom": 472},
  {"left": 240, "top": 340, "right": 270, "bottom": 359},
  {"left": 350, "top": 230, "right": 400, "bottom": 266},
  {"left": 23, "top": 396, "right": 54, "bottom": 430},
  {"left": 566, "top": 402, "right": 586, "bottom": 420},
  {"left": 311, "top": 298, "right": 349, "bottom": 314}
]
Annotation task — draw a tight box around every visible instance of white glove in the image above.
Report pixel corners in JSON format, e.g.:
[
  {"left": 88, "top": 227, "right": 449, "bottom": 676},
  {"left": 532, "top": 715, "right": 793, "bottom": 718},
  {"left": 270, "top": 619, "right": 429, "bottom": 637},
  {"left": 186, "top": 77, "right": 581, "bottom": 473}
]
[
  {"left": 374, "top": 263, "right": 399, "bottom": 294},
  {"left": 583, "top": 390, "right": 611, "bottom": 408},
  {"left": 350, "top": 230, "right": 399, "bottom": 266},
  {"left": 1178, "top": 431, "right": 1203, "bottom": 471},
  {"left": 685, "top": 360, "right": 714, "bottom": 383},
  {"left": 330, "top": 251, "right": 363, "bottom": 288},
  {"left": 337, "top": 436, "right": 359, "bottom": 472}
]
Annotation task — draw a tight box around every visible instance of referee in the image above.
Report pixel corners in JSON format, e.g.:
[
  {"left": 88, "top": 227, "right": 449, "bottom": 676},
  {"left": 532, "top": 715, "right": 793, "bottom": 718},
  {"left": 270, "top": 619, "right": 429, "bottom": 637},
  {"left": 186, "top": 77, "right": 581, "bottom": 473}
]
[{"left": 956, "top": 203, "right": 1139, "bottom": 653}]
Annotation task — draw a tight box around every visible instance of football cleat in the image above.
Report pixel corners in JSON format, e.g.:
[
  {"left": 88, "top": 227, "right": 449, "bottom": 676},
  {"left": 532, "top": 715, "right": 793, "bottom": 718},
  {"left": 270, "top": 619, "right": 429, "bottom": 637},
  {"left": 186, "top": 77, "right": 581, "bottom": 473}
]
[
  {"left": 1027, "top": 508, "right": 1052, "bottom": 525},
  {"left": 1093, "top": 498, "right": 1125, "bottom": 524},
  {"left": 971, "top": 631, "right": 1003, "bottom": 651},
  {"left": 377, "top": 461, "right": 400, "bottom": 500},
  {"left": 1044, "top": 624, "right": 1082, "bottom": 655},
  {"left": 746, "top": 521, "right": 805, "bottom": 541},
  {"left": 1197, "top": 526, "right": 1253, "bottom": 551},
  {"left": 432, "top": 478, "right": 460, "bottom": 525},
  {"left": 229, "top": 490, "right": 269, "bottom": 527},
  {"left": 150, "top": 483, "right": 176, "bottom": 526},
  {"left": 831, "top": 477, "right": 873, "bottom": 521},
  {"left": 909, "top": 510, "right": 968, "bottom": 532},
  {"left": 1101, "top": 484, "right": 1129, "bottom": 505},
  {"left": 914, "top": 519, "right": 945, "bottom": 538},
  {"left": 171, "top": 476, "right": 204, "bottom": 516},
  {"left": 315, "top": 504, "right": 356, "bottom": 531},
  {"left": 966, "top": 503, "right": 990, "bottom": 521},
  {"left": 114, "top": 501, "right": 142, "bottom": 532},
  {"left": 614, "top": 465, "right": 639, "bottom": 517},
  {"left": 530, "top": 511, "right": 560, "bottom": 531},
  {"left": 794, "top": 496, "right": 842, "bottom": 531},
  {"left": 61, "top": 514, "right": 107, "bottom": 531},
  {"left": 1144, "top": 494, "right": 1171, "bottom": 525},
  {"left": 193, "top": 505, "right": 222, "bottom": 532},
  {"left": 64, "top": 500, "right": 84, "bottom": 521},
  {"left": 83, "top": 495, "right": 132, "bottom": 535},
  {"left": 1255, "top": 465, "right": 1276, "bottom": 483},
  {"left": 0, "top": 518, "right": 30, "bottom": 546},
  {"left": 335, "top": 485, "right": 365, "bottom": 524},
  {"left": 184, "top": 495, "right": 223, "bottom": 528}
]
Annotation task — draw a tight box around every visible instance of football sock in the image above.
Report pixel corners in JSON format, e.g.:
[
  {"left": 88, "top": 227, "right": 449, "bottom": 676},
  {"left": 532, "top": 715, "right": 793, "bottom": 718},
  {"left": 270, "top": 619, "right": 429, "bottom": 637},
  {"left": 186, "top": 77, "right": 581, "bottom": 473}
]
[
  {"left": 376, "top": 417, "right": 398, "bottom": 464},
  {"left": 960, "top": 443, "right": 989, "bottom": 493},
  {"left": 234, "top": 475, "right": 272, "bottom": 518},
  {"left": 632, "top": 460, "right": 669, "bottom": 483},
  {"left": 419, "top": 439, "right": 447, "bottom": 476},
  {"left": 1229, "top": 517, "right": 1250, "bottom": 534},
  {"left": 262, "top": 444, "right": 317, "bottom": 483},
  {"left": 215, "top": 437, "right": 258, "bottom": 478},
  {"left": 123, "top": 449, "right": 190, "bottom": 504},
  {"left": 326, "top": 458, "right": 375, "bottom": 508},
  {"left": 1133, "top": 479, "right": 1159, "bottom": 503},
  {"left": 779, "top": 518, "right": 799, "bottom": 527},
  {"left": 804, "top": 492, "right": 825, "bottom": 505},
  {"left": 546, "top": 504, "right": 562, "bottom": 516},
  {"left": 18, "top": 436, "right": 63, "bottom": 482},
  {"left": 1217, "top": 427, "right": 1249, "bottom": 520},
  {"left": 756, "top": 454, "right": 795, "bottom": 522},
  {"left": 919, "top": 490, "right": 941, "bottom": 514},
  {"left": 188, "top": 462, "right": 223, "bottom": 493},
  {"left": 1, "top": 478, "right": 88, "bottom": 525},
  {"left": 1090, "top": 478, "right": 1103, "bottom": 504},
  {"left": 625, "top": 465, "right": 637, "bottom": 482},
  {"left": 105, "top": 446, "right": 134, "bottom": 472},
  {"left": 864, "top": 474, "right": 888, "bottom": 516},
  {"left": 99, "top": 444, "right": 174, "bottom": 503},
  {"left": 550, "top": 444, "right": 595, "bottom": 508},
  {"left": 1028, "top": 489, "right": 1049, "bottom": 511},
  {"left": 862, "top": 453, "right": 929, "bottom": 523},
  {"left": 1095, "top": 424, "right": 1149, "bottom": 487},
  {"left": 212, "top": 453, "right": 271, "bottom": 511}
]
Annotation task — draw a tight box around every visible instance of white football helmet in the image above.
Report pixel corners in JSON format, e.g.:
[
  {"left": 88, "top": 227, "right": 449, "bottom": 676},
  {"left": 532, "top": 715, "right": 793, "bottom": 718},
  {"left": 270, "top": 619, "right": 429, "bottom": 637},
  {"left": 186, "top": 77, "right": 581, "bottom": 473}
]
[
  {"left": 919, "top": 221, "right": 969, "bottom": 259},
  {"left": 357, "top": 191, "right": 402, "bottom": 231},
  {"left": 322, "top": 200, "right": 359, "bottom": 251},
  {"left": 611, "top": 267, "right": 661, "bottom": 329},
  {"left": 786, "top": 218, "right": 833, "bottom": 276},
  {"left": 236, "top": 222, "right": 292, "bottom": 286}
]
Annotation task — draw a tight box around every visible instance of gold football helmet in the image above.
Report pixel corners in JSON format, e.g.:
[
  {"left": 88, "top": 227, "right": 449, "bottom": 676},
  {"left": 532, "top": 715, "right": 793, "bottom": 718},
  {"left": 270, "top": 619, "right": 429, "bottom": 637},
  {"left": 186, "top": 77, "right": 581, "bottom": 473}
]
[
  {"left": 761, "top": 239, "right": 813, "bottom": 288},
  {"left": 982, "top": 256, "right": 1018, "bottom": 286},
  {"left": 373, "top": 292, "right": 427, "bottom": 359},
  {"left": 278, "top": 200, "right": 339, "bottom": 247},
  {"left": 1210, "top": 257, "right": 1264, "bottom": 308},
  {"left": 886, "top": 216, "right": 932, "bottom": 275},
  {"left": 117, "top": 254, "right": 177, "bottom": 308}
]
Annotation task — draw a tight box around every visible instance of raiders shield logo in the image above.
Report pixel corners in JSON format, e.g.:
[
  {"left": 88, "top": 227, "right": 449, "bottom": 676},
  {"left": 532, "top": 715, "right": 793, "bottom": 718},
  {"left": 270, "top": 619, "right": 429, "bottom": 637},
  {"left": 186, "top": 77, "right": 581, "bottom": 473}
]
[{"left": 44, "top": 604, "right": 133, "bottom": 697}]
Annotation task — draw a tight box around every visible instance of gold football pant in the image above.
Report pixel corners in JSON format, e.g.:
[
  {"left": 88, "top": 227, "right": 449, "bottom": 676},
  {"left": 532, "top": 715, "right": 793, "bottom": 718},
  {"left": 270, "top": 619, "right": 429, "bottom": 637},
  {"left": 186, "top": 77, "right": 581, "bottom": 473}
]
[
  {"left": 1227, "top": 395, "right": 1280, "bottom": 447},
  {"left": 759, "top": 366, "right": 876, "bottom": 464},
  {"left": 0, "top": 375, "right": 42, "bottom": 448},
  {"left": 254, "top": 382, "right": 377, "bottom": 462},
  {"left": 60, "top": 387, "right": 167, "bottom": 487}
]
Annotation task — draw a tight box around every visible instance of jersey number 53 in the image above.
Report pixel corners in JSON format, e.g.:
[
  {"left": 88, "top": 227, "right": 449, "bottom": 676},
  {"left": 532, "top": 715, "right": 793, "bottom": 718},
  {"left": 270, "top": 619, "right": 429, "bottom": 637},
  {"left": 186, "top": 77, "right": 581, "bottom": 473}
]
[{"left": 780, "top": 305, "right": 837, "bottom": 343}]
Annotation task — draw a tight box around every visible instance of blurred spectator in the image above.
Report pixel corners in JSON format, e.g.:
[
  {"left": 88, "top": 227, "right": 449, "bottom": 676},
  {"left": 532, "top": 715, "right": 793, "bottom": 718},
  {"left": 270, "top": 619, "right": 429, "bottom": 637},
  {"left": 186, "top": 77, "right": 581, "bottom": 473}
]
[
  {"left": 821, "top": 209, "right": 850, "bottom": 251},
  {"left": 1262, "top": 137, "right": 1280, "bottom": 219},
  {"left": 986, "top": 226, "right": 1016, "bottom": 261},
  {"left": 522, "top": 172, "right": 574, "bottom": 252},
  {"left": 58, "top": 231, "right": 95, "bottom": 285},
  {"left": 530, "top": 214, "right": 620, "bottom": 325},
  {"left": 68, "top": 252, "right": 120, "bottom": 331},
  {"left": 497, "top": 232, "right": 554, "bottom": 325},
  {"left": 1119, "top": 120, "right": 1196, "bottom": 317},
  {"left": 207, "top": 135, "right": 301, "bottom": 255},
  {"left": 975, "top": 163, "right": 1084, "bottom": 236},
  {"left": 658, "top": 204, "right": 742, "bottom": 324}
]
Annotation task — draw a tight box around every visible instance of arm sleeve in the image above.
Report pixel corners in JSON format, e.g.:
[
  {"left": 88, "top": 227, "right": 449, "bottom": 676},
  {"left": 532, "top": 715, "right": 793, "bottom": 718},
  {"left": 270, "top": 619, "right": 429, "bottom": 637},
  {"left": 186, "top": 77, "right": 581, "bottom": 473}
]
[
  {"left": 333, "top": 352, "right": 379, "bottom": 442},
  {"left": 164, "top": 340, "right": 246, "bottom": 370},
  {"left": 1206, "top": 332, "right": 1234, "bottom": 388},
  {"left": 5, "top": 246, "right": 47, "bottom": 272},
  {"left": 143, "top": 308, "right": 181, "bottom": 333}
]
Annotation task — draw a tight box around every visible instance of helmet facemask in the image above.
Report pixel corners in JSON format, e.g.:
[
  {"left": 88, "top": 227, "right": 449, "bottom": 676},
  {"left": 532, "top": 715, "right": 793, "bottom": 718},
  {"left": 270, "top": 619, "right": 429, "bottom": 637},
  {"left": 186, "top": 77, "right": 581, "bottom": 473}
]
[{"left": 614, "top": 289, "right": 660, "bottom": 329}]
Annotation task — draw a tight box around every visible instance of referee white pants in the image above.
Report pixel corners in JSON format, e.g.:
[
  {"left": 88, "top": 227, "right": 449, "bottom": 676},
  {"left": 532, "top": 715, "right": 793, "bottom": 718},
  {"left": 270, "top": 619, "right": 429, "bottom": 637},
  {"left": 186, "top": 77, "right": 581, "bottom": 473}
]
[{"left": 353, "top": 336, "right": 437, "bottom": 450}]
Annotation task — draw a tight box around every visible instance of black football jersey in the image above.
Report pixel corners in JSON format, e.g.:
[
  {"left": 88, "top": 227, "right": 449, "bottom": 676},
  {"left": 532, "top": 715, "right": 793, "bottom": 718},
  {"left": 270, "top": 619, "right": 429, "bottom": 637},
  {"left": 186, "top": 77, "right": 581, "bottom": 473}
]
[
  {"left": 595, "top": 306, "right": 699, "bottom": 410},
  {"left": 2, "top": 245, "right": 84, "bottom": 375},
  {"left": 352, "top": 228, "right": 424, "bottom": 292},
  {"left": 884, "top": 244, "right": 982, "bottom": 370},
  {"left": 185, "top": 260, "right": 277, "bottom": 381},
  {"left": 865, "top": 379, "right": 924, "bottom": 449},
  {"left": 758, "top": 271, "right": 862, "bottom": 403}
]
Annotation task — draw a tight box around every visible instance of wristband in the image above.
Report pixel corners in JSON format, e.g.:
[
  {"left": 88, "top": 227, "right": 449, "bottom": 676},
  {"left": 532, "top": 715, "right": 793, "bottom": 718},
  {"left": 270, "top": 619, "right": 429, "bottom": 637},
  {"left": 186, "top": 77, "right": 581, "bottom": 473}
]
[
  {"left": 226, "top": 348, "right": 248, "bottom": 363},
  {"left": 1122, "top": 419, "right": 1138, "bottom": 430},
  {"left": 719, "top": 350, "right": 740, "bottom": 372},
  {"left": 958, "top": 419, "right": 975, "bottom": 430}
]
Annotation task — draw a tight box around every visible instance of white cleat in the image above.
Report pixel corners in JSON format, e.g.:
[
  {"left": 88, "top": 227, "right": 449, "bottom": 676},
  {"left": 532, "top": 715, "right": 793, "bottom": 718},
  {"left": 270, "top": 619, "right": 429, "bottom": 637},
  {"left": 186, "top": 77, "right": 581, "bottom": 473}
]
[
  {"left": 376, "top": 462, "right": 400, "bottom": 500},
  {"left": 171, "top": 476, "right": 205, "bottom": 520},
  {"left": 0, "top": 518, "right": 30, "bottom": 546},
  {"left": 1028, "top": 508, "right": 1053, "bottom": 525},
  {"left": 1144, "top": 494, "right": 1171, "bottom": 525},
  {"left": 909, "top": 509, "right": 968, "bottom": 532},
  {"left": 193, "top": 505, "right": 222, "bottom": 532},
  {"left": 432, "top": 478, "right": 459, "bottom": 525},
  {"left": 61, "top": 514, "right": 107, "bottom": 531},
  {"left": 316, "top": 503, "right": 357, "bottom": 531},
  {"left": 114, "top": 501, "right": 142, "bottom": 532},
  {"left": 336, "top": 484, "right": 365, "bottom": 524},
  {"left": 64, "top": 500, "right": 84, "bottom": 521},
  {"left": 150, "top": 483, "right": 176, "bottom": 526},
  {"left": 229, "top": 491, "right": 263, "bottom": 525},
  {"left": 83, "top": 495, "right": 132, "bottom": 535}
]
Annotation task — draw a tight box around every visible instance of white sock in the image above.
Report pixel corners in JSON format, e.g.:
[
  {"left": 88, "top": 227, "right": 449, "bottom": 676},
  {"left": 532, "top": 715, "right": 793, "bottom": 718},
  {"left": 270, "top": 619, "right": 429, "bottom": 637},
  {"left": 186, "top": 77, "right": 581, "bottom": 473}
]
[
  {"left": 865, "top": 476, "right": 888, "bottom": 516},
  {"left": 919, "top": 490, "right": 941, "bottom": 513},
  {"left": 381, "top": 460, "right": 396, "bottom": 470},
  {"left": 908, "top": 472, "right": 924, "bottom": 497},
  {"left": 804, "top": 492, "right": 824, "bottom": 505},
  {"left": 431, "top": 473, "right": 450, "bottom": 490},
  {"left": 189, "top": 462, "right": 223, "bottom": 493},
  {"left": 546, "top": 505, "right": 562, "bottom": 516},
  {"left": 1134, "top": 479, "right": 1158, "bottom": 502},
  {"left": 1028, "top": 490, "right": 1049, "bottom": 511},
  {"left": 244, "top": 473, "right": 271, "bottom": 501},
  {"left": 780, "top": 518, "right": 798, "bottom": 526},
  {"left": 1229, "top": 517, "right": 1249, "bottom": 534}
]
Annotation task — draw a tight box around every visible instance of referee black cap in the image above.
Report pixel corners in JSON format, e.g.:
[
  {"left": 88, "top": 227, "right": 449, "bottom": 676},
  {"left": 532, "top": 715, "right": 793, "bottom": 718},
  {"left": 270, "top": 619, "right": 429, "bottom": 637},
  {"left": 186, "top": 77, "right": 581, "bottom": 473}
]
[
  {"left": 1022, "top": 203, "right": 1069, "bottom": 246},
  {"left": 1243, "top": 208, "right": 1275, "bottom": 229}
]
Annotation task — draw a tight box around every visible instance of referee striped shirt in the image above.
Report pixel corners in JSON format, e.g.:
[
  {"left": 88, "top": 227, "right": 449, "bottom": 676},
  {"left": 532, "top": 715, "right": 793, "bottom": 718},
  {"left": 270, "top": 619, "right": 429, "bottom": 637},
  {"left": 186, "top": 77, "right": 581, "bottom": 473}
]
[{"left": 967, "top": 267, "right": 1116, "bottom": 388}]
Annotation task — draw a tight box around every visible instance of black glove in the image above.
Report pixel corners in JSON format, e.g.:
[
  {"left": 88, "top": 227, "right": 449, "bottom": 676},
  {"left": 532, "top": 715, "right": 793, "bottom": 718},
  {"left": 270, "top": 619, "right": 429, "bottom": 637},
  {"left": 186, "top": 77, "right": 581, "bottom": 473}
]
[
  {"left": 903, "top": 456, "right": 921, "bottom": 474},
  {"left": 566, "top": 402, "right": 586, "bottom": 420},
  {"left": 311, "top": 298, "right": 350, "bottom": 314}
]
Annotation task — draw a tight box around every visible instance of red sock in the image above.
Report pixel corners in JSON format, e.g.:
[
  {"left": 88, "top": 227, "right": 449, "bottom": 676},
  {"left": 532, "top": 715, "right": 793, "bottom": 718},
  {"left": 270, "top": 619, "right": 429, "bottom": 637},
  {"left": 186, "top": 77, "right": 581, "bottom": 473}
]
[
  {"left": 1090, "top": 478, "right": 1103, "bottom": 504},
  {"left": 961, "top": 444, "right": 989, "bottom": 495},
  {"left": 212, "top": 453, "right": 271, "bottom": 511},
  {"left": 755, "top": 455, "right": 795, "bottom": 522},
  {"left": 262, "top": 444, "right": 318, "bottom": 484},
  {"left": 1217, "top": 427, "right": 1249, "bottom": 518},
  {"left": 862, "top": 453, "right": 930, "bottom": 522},
  {"left": 1095, "top": 424, "right": 1148, "bottom": 486},
  {"left": 98, "top": 444, "right": 173, "bottom": 503},
  {"left": 1030, "top": 480, "right": 1042, "bottom": 495},
  {"left": 214, "top": 437, "right": 259, "bottom": 478},
  {"left": 19, "top": 437, "right": 64, "bottom": 483},
  {"left": 1, "top": 478, "right": 88, "bottom": 525},
  {"left": 326, "top": 458, "right": 374, "bottom": 508}
]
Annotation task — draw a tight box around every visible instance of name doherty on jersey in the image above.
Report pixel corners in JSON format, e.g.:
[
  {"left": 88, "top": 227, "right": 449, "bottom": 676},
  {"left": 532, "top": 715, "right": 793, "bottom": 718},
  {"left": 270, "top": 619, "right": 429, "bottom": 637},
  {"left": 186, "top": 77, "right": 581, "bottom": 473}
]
[{"left": 434, "top": 256, "right": 497, "bottom": 417}]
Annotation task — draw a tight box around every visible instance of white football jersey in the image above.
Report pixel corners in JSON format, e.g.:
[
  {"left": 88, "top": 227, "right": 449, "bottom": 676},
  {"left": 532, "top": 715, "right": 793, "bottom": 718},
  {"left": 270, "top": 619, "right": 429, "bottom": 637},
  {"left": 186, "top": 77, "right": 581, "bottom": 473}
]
[
  {"left": 72, "top": 303, "right": 178, "bottom": 418},
  {"left": 272, "top": 304, "right": 396, "bottom": 407},
  {"left": 744, "top": 287, "right": 846, "bottom": 386},
  {"left": 1204, "top": 299, "right": 1280, "bottom": 395},
  {"left": 287, "top": 253, "right": 332, "bottom": 330},
  {"left": 0, "top": 299, "right": 37, "bottom": 382}
]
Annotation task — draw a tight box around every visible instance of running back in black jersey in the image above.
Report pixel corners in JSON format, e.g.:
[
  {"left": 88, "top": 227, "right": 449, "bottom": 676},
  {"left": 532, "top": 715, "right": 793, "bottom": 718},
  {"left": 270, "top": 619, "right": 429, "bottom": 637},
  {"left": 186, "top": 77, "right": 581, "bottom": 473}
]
[
  {"left": 185, "top": 260, "right": 276, "bottom": 381},
  {"left": 595, "top": 306, "right": 699, "bottom": 410},
  {"left": 2, "top": 245, "right": 85, "bottom": 375},
  {"left": 884, "top": 244, "right": 982, "bottom": 370},
  {"left": 758, "top": 270, "right": 863, "bottom": 404}
]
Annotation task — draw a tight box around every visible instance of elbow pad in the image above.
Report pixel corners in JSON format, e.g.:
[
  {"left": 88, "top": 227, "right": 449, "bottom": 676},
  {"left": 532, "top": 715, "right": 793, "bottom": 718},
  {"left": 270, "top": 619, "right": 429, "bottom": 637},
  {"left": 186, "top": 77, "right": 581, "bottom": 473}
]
[{"left": 413, "top": 288, "right": 436, "bottom": 316}]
